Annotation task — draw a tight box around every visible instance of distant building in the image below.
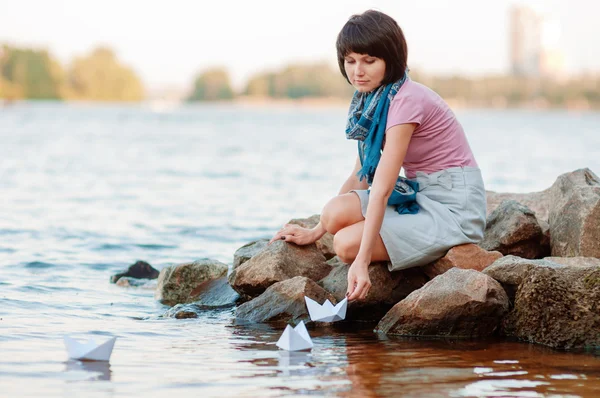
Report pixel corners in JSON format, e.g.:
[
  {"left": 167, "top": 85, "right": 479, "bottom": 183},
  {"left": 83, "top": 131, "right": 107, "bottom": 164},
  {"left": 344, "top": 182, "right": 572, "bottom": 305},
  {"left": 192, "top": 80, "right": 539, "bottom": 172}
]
[{"left": 509, "top": 5, "right": 565, "bottom": 79}]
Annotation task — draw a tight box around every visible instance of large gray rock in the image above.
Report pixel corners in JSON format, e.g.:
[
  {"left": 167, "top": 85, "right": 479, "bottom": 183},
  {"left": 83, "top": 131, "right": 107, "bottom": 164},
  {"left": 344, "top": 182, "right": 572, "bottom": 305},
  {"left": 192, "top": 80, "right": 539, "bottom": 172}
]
[
  {"left": 547, "top": 168, "right": 600, "bottom": 257},
  {"left": 235, "top": 276, "right": 336, "bottom": 323},
  {"left": 288, "top": 214, "right": 335, "bottom": 260},
  {"left": 376, "top": 268, "right": 509, "bottom": 337},
  {"left": 479, "top": 200, "right": 549, "bottom": 259},
  {"left": 502, "top": 265, "right": 600, "bottom": 349},
  {"left": 486, "top": 191, "right": 550, "bottom": 221},
  {"left": 228, "top": 240, "right": 331, "bottom": 298},
  {"left": 482, "top": 255, "right": 565, "bottom": 302},
  {"left": 318, "top": 260, "right": 427, "bottom": 320},
  {"left": 155, "top": 259, "right": 228, "bottom": 306},
  {"left": 233, "top": 239, "right": 269, "bottom": 270},
  {"left": 487, "top": 168, "right": 600, "bottom": 258},
  {"left": 422, "top": 244, "right": 503, "bottom": 279}
]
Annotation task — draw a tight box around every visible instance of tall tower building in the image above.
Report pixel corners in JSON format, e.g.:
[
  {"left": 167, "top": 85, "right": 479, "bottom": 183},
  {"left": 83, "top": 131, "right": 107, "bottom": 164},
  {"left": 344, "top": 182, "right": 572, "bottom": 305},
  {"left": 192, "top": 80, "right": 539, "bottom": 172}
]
[
  {"left": 509, "top": 4, "right": 565, "bottom": 79},
  {"left": 509, "top": 5, "right": 543, "bottom": 77}
]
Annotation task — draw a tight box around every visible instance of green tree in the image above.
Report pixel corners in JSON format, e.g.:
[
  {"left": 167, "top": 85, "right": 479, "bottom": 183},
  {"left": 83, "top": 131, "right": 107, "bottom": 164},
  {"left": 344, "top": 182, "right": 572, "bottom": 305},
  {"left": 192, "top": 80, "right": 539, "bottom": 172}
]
[
  {"left": 67, "top": 47, "right": 144, "bottom": 101},
  {"left": 0, "top": 45, "right": 64, "bottom": 99},
  {"left": 188, "top": 67, "right": 234, "bottom": 101}
]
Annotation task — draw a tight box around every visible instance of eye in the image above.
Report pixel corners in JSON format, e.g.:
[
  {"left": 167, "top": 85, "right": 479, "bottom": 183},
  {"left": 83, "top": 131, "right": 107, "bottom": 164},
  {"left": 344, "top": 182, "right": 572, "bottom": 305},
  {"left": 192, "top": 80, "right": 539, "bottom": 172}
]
[
  {"left": 365, "top": 58, "right": 376, "bottom": 64},
  {"left": 345, "top": 59, "right": 355, "bottom": 64}
]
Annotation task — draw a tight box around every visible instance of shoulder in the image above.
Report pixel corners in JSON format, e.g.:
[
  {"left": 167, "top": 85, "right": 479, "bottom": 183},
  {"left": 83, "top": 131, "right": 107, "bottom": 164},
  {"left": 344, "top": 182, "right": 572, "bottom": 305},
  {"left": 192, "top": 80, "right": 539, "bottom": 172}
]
[{"left": 391, "top": 79, "right": 441, "bottom": 106}]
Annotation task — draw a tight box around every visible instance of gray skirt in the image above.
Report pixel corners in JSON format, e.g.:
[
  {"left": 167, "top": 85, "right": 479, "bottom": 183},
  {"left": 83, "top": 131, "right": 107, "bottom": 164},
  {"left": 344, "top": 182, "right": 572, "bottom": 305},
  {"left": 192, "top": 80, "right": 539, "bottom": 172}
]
[{"left": 352, "top": 166, "right": 486, "bottom": 271}]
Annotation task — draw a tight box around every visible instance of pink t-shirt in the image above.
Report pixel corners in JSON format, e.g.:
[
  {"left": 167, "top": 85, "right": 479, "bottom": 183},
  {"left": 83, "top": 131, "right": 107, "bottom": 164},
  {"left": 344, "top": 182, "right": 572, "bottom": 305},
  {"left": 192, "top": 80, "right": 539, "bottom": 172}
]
[{"left": 385, "top": 78, "right": 478, "bottom": 179}]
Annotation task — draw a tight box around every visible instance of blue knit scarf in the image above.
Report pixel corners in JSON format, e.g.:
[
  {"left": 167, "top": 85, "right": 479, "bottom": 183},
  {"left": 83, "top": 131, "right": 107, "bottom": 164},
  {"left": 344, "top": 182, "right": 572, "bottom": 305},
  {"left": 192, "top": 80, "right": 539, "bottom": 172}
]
[{"left": 345, "top": 74, "right": 419, "bottom": 215}]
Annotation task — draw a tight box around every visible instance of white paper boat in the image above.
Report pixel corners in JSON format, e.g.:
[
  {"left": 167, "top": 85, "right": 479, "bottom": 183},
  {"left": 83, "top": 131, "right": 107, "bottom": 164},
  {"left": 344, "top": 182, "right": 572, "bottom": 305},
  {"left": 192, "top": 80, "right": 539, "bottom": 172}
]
[
  {"left": 276, "top": 321, "right": 313, "bottom": 351},
  {"left": 64, "top": 336, "right": 117, "bottom": 362},
  {"left": 304, "top": 296, "right": 347, "bottom": 322}
]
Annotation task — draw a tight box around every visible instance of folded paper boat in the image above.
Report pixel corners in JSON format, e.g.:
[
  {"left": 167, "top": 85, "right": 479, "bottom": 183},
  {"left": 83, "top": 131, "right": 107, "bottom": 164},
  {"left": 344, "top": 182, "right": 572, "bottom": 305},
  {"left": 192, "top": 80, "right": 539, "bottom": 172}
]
[
  {"left": 276, "top": 321, "right": 313, "bottom": 351},
  {"left": 304, "top": 296, "right": 348, "bottom": 322},
  {"left": 64, "top": 336, "right": 117, "bottom": 362}
]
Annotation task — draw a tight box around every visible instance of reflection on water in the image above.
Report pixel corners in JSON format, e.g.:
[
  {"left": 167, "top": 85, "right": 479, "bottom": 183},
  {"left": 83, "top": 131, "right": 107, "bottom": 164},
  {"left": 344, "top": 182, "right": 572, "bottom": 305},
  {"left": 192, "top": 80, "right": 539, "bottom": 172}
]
[
  {"left": 225, "top": 322, "right": 600, "bottom": 397},
  {"left": 64, "top": 360, "right": 112, "bottom": 382}
]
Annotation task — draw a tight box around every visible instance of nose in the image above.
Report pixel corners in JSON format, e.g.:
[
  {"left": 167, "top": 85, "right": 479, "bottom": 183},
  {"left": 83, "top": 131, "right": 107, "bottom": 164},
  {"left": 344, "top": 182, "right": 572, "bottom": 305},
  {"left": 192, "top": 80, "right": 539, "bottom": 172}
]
[{"left": 355, "top": 63, "right": 365, "bottom": 76}]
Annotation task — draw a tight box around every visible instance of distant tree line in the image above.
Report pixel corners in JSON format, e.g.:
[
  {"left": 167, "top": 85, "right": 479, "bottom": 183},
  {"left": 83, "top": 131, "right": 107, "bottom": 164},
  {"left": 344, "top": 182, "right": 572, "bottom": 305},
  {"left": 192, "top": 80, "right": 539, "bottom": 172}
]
[
  {"left": 0, "top": 45, "right": 144, "bottom": 101},
  {"left": 188, "top": 63, "right": 354, "bottom": 102},
  {"left": 410, "top": 70, "right": 600, "bottom": 109},
  {"left": 188, "top": 65, "right": 600, "bottom": 109},
  {"left": 2, "top": 43, "right": 599, "bottom": 108}
]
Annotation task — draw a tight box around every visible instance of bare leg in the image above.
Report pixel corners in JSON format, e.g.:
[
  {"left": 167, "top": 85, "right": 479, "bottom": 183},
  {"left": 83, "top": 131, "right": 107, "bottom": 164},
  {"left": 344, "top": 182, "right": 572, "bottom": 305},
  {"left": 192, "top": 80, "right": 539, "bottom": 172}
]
[
  {"left": 320, "top": 193, "right": 364, "bottom": 235},
  {"left": 333, "top": 221, "right": 390, "bottom": 264}
]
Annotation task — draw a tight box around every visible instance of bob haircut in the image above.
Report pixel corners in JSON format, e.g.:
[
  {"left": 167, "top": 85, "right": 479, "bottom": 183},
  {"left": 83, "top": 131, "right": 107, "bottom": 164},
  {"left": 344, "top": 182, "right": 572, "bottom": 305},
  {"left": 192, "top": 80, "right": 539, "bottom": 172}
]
[{"left": 336, "top": 10, "right": 408, "bottom": 85}]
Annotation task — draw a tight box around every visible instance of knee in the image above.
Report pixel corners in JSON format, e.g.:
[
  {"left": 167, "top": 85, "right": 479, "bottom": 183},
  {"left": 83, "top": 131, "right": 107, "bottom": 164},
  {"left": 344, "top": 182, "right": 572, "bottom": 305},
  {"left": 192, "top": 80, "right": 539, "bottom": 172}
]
[
  {"left": 321, "top": 197, "right": 345, "bottom": 234},
  {"left": 333, "top": 231, "right": 359, "bottom": 264}
]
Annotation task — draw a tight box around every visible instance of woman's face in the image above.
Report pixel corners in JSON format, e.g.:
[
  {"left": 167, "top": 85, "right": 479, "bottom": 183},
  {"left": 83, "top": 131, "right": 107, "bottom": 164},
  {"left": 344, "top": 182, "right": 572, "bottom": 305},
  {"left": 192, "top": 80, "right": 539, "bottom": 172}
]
[{"left": 344, "top": 52, "right": 386, "bottom": 93}]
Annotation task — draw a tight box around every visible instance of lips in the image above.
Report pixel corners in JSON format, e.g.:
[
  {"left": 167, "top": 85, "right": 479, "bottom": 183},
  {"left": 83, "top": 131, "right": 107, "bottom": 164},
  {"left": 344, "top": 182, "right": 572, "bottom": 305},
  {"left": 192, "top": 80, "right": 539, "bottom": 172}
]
[{"left": 355, "top": 80, "right": 369, "bottom": 84}]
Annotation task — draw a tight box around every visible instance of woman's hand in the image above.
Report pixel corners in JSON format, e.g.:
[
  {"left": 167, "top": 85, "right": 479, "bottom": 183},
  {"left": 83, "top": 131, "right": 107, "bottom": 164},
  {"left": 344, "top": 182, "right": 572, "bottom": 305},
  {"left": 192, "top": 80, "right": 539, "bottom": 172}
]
[
  {"left": 346, "top": 259, "right": 371, "bottom": 301},
  {"left": 268, "top": 224, "right": 319, "bottom": 246}
]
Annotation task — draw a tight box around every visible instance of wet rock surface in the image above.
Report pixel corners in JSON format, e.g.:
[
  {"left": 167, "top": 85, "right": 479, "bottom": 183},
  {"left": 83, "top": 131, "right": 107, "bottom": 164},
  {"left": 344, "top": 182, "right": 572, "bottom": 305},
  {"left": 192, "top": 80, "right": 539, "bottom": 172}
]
[
  {"left": 235, "top": 276, "right": 336, "bottom": 324},
  {"left": 110, "top": 260, "right": 160, "bottom": 283},
  {"left": 155, "top": 259, "right": 228, "bottom": 306},
  {"left": 115, "top": 277, "right": 157, "bottom": 289}
]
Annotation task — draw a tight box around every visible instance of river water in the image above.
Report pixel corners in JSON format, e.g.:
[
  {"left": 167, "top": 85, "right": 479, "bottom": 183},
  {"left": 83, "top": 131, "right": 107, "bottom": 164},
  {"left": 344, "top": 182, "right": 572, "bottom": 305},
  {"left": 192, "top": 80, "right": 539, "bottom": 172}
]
[{"left": 1, "top": 102, "right": 599, "bottom": 397}]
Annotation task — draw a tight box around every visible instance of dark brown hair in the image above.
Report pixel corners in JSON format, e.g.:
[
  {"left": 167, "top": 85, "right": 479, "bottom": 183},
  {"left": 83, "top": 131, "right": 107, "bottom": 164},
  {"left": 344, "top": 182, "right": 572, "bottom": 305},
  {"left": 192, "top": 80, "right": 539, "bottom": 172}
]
[{"left": 336, "top": 10, "right": 408, "bottom": 85}]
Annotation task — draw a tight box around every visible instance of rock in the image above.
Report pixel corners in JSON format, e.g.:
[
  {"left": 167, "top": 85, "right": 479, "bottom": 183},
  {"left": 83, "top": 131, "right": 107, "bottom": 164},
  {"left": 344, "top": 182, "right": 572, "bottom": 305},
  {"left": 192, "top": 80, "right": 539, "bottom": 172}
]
[
  {"left": 115, "top": 277, "right": 157, "bottom": 289},
  {"left": 288, "top": 214, "right": 335, "bottom": 260},
  {"left": 189, "top": 277, "right": 240, "bottom": 307},
  {"left": 479, "top": 200, "right": 549, "bottom": 259},
  {"left": 422, "top": 244, "right": 503, "bottom": 279},
  {"left": 155, "top": 259, "right": 228, "bottom": 306},
  {"left": 502, "top": 265, "right": 600, "bottom": 349},
  {"left": 228, "top": 240, "right": 330, "bottom": 298},
  {"left": 233, "top": 239, "right": 269, "bottom": 270},
  {"left": 375, "top": 268, "right": 509, "bottom": 337},
  {"left": 486, "top": 190, "right": 550, "bottom": 221},
  {"left": 161, "top": 278, "right": 240, "bottom": 318},
  {"left": 318, "top": 262, "right": 428, "bottom": 320},
  {"left": 326, "top": 256, "right": 345, "bottom": 267},
  {"left": 482, "top": 255, "right": 565, "bottom": 302},
  {"left": 163, "top": 304, "right": 202, "bottom": 319},
  {"left": 110, "top": 260, "right": 159, "bottom": 283},
  {"left": 544, "top": 256, "right": 600, "bottom": 267},
  {"left": 235, "top": 276, "right": 336, "bottom": 323},
  {"left": 539, "top": 219, "right": 551, "bottom": 254},
  {"left": 547, "top": 168, "right": 600, "bottom": 257}
]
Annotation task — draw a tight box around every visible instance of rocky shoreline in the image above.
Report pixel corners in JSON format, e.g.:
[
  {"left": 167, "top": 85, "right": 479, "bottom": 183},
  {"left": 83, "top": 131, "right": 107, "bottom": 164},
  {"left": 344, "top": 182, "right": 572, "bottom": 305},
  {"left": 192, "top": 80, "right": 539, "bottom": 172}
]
[{"left": 112, "top": 168, "right": 600, "bottom": 350}]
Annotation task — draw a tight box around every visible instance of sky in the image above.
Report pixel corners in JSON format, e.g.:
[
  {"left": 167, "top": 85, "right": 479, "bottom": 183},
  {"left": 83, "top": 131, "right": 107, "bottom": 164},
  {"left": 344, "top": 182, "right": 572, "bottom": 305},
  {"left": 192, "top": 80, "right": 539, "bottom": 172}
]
[{"left": 1, "top": 0, "right": 598, "bottom": 91}]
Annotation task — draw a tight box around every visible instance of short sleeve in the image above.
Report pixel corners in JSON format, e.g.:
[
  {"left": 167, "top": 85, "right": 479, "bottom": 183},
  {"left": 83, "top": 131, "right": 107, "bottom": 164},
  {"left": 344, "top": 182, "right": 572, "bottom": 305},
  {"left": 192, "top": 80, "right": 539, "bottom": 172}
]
[{"left": 386, "top": 94, "right": 424, "bottom": 131}]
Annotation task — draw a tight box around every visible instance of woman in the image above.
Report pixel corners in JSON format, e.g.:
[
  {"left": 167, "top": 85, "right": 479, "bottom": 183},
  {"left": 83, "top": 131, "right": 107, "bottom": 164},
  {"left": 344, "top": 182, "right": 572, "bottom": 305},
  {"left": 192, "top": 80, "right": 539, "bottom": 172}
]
[{"left": 269, "top": 10, "right": 486, "bottom": 302}]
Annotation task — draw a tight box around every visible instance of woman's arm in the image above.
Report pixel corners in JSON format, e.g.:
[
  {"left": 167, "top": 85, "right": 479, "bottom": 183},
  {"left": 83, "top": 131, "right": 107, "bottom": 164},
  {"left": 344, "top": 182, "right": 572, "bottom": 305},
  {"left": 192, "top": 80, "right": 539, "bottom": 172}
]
[{"left": 347, "top": 123, "right": 415, "bottom": 300}]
